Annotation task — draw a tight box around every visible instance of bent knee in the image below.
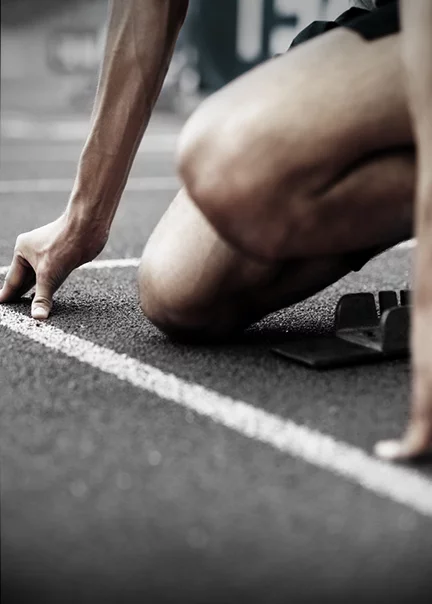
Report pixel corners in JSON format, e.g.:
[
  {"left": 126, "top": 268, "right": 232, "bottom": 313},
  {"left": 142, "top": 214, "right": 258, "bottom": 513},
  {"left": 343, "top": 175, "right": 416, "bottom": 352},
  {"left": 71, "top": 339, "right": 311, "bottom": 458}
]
[
  {"left": 176, "top": 100, "right": 309, "bottom": 261},
  {"left": 138, "top": 255, "right": 244, "bottom": 343},
  {"left": 176, "top": 99, "right": 255, "bottom": 219}
]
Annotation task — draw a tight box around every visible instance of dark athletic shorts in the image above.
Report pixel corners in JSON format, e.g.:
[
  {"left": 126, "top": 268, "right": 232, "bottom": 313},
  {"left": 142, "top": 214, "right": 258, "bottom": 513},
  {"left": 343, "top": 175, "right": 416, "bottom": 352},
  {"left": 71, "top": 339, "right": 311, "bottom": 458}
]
[
  {"left": 290, "top": 1, "right": 399, "bottom": 50},
  {"left": 288, "top": 0, "right": 402, "bottom": 272}
]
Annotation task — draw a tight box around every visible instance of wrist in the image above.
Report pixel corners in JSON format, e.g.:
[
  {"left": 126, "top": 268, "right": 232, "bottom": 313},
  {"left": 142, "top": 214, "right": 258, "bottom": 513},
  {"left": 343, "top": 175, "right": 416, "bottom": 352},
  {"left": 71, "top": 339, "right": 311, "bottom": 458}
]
[
  {"left": 67, "top": 188, "right": 115, "bottom": 228},
  {"left": 68, "top": 146, "right": 127, "bottom": 225},
  {"left": 64, "top": 201, "right": 111, "bottom": 251}
]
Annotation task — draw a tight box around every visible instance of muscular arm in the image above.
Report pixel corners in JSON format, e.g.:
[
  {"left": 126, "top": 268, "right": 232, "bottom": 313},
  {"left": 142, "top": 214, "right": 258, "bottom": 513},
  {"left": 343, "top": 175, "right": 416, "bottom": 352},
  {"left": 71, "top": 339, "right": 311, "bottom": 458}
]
[
  {"left": 0, "top": 0, "right": 188, "bottom": 319},
  {"left": 376, "top": 0, "right": 432, "bottom": 459},
  {"left": 70, "top": 0, "right": 189, "bottom": 230},
  {"left": 401, "top": 0, "right": 432, "bottom": 180}
]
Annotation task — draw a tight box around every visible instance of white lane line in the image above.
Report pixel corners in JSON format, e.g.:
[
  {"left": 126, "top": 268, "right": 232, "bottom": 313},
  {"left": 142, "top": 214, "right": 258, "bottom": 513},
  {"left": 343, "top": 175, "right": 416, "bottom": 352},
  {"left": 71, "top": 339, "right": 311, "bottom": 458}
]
[
  {"left": 78, "top": 257, "right": 141, "bottom": 271},
  {"left": 0, "top": 176, "right": 179, "bottom": 194},
  {"left": 1, "top": 119, "right": 90, "bottom": 140},
  {"left": 1, "top": 142, "right": 176, "bottom": 161},
  {"left": 0, "top": 257, "right": 141, "bottom": 277},
  {"left": 1, "top": 304, "right": 431, "bottom": 518},
  {"left": 1, "top": 119, "right": 180, "bottom": 149}
]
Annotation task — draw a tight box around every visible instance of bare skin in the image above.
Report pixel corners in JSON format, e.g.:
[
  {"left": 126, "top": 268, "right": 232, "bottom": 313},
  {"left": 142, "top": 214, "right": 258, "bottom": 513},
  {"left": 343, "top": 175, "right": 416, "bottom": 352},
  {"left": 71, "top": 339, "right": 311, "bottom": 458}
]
[
  {"left": 0, "top": 0, "right": 189, "bottom": 319},
  {"left": 140, "top": 188, "right": 363, "bottom": 340},
  {"left": 176, "top": 30, "right": 413, "bottom": 260},
  {"left": 0, "top": 2, "right": 430, "bottom": 460},
  {"left": 141, "top": 30, "right": 414, "bottom": 339},
  {"left": 375, "top": 0, "right": 432, "bottom": 460}
]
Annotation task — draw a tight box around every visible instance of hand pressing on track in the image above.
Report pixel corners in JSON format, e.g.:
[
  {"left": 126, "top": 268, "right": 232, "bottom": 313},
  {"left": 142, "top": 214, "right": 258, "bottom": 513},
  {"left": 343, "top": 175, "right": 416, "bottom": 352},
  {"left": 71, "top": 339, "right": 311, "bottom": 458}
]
[
  {"left": 375, "top": 182, "right": 432, "bottom": 462},
  {"left": 0, "top": 0, "right": 188, "bottom": 320},
  {"left": 0, "top": 213, "right": 108, "bottom": 320},
  {"left": 374, "top": 0, "right": 432, "bottom": 462},
  {"left": 375, "top": 293, "right": 432, "bottom": 461}
]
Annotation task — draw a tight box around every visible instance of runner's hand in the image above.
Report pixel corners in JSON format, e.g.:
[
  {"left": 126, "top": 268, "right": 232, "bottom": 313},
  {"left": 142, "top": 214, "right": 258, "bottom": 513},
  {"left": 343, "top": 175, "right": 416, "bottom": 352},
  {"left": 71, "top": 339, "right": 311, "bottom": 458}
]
[
  {"left": 375, "top": 296, "right": 432, "bottom": 461},
  {"left": 0, "top": 213, "right": 108, "bottom": 320}
]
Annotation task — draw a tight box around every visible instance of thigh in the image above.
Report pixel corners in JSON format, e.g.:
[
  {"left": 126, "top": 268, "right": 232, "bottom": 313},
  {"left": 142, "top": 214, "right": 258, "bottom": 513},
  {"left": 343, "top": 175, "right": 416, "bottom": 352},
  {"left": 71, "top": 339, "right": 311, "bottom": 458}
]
[
  {"left": 140, "top": 189, "right": 354, "bottom": 333},
  {"left": 182, "top": 24, "right": 412, "bottom": 199},
  {"left": 141, "top": 189, "right": 281, "bottom": 323}
]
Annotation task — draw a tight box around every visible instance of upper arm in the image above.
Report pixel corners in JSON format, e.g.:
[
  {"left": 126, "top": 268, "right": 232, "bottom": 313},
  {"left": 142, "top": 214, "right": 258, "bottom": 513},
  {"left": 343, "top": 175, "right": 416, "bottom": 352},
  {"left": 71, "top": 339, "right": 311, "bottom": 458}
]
[{"left": 401, "top": 1, "right": 432, "bottom": 141}]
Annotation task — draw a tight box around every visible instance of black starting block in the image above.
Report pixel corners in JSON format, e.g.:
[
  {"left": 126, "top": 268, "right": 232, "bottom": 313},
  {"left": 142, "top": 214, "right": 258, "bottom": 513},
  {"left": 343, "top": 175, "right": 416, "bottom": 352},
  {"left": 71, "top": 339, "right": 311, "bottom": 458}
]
[{"left": 272, "top": 290, "right": 411, "bottom": 369}]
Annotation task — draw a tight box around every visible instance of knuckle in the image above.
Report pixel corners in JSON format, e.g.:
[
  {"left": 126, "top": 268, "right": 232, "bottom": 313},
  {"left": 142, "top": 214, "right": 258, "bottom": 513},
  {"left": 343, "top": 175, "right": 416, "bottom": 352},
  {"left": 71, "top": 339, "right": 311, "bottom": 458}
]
[
  {"left": 4, "top": 272, "right": 16, "bottom": 286},
  {"left": 14, "top": 233, "right": 26, "bottom": 250},
  {"left": 33, "top": 295, "right": 52, "bottom": 308},
  {"left": 36, "top": 268, "right": 50, "bottom": 284},
  {"left": 36, "top": 262, "right": 54, "bottom": 281},
  {"left": 37, "top": 263, "right": 62, "bottom": 290}
]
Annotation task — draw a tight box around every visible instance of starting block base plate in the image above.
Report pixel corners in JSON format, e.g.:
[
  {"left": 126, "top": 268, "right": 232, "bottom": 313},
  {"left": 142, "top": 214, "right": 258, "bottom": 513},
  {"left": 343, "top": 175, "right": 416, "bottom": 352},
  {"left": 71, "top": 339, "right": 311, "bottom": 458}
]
[
  {"left": 272, "top": 290, "right": 411, "bottom": 369},
  {"left": 273, "top": 336, "right": 382, "bottom": 369}
]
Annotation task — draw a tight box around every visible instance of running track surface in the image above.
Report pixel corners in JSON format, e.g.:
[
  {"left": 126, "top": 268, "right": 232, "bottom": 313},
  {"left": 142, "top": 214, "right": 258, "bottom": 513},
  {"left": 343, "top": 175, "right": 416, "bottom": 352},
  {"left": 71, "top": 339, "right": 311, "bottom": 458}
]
[{"left": 1, "top": 110, "right": 431, "bottom": 604}]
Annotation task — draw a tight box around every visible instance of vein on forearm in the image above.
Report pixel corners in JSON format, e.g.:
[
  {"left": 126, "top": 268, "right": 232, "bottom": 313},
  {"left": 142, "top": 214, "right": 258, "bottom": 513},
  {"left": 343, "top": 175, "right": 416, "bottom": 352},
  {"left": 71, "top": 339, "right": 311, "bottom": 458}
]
[
  {"left": 71, "top": 0, "right": 187, "bottom": 218},
  {"left": 90, "top": 1, "right": 179, "bottom": 152}
]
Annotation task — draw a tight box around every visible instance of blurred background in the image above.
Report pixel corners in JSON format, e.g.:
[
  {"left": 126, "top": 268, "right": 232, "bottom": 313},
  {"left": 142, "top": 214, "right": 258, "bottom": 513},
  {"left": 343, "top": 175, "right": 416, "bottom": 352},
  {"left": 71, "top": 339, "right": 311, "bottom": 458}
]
[{"left": 1, "top": 0, "right": 352, "bottom": 119}]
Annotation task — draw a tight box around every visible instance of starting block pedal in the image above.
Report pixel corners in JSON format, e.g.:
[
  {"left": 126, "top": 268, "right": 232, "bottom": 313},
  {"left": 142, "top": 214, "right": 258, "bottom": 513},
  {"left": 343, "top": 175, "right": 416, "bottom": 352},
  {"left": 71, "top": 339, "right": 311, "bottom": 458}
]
[{"left": 272, "top": 290, "right": 411, "bottom": 369}]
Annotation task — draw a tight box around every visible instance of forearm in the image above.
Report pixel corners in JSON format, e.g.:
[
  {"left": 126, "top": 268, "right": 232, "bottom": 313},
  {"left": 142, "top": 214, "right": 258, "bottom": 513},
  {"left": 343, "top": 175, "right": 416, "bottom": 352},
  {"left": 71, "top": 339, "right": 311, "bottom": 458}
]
[
  {"left": 401, "top": 1, "right": 432, "bottom": 199},
  {"left": 401, "top": 0, "right": 432, "bottom": 364},
  {"left": 68, "top": 0, "right": 188, "bottom": 228}
]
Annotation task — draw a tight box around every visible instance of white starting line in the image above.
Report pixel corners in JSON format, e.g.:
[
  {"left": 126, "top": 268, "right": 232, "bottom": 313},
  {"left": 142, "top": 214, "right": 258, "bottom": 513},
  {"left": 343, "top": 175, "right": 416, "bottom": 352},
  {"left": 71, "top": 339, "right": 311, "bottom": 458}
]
[
  {"left": 1, "top": 118, "right": 180, "bottom": 152},
  {"left": 0, "top": 300, "right": 431, "bottom": 518},
  {"left": 0, "top": 257, "right": 141, "bottom": 277},
  {"left": 1, "top": 144, "right": 177, "bottom": 163}
]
